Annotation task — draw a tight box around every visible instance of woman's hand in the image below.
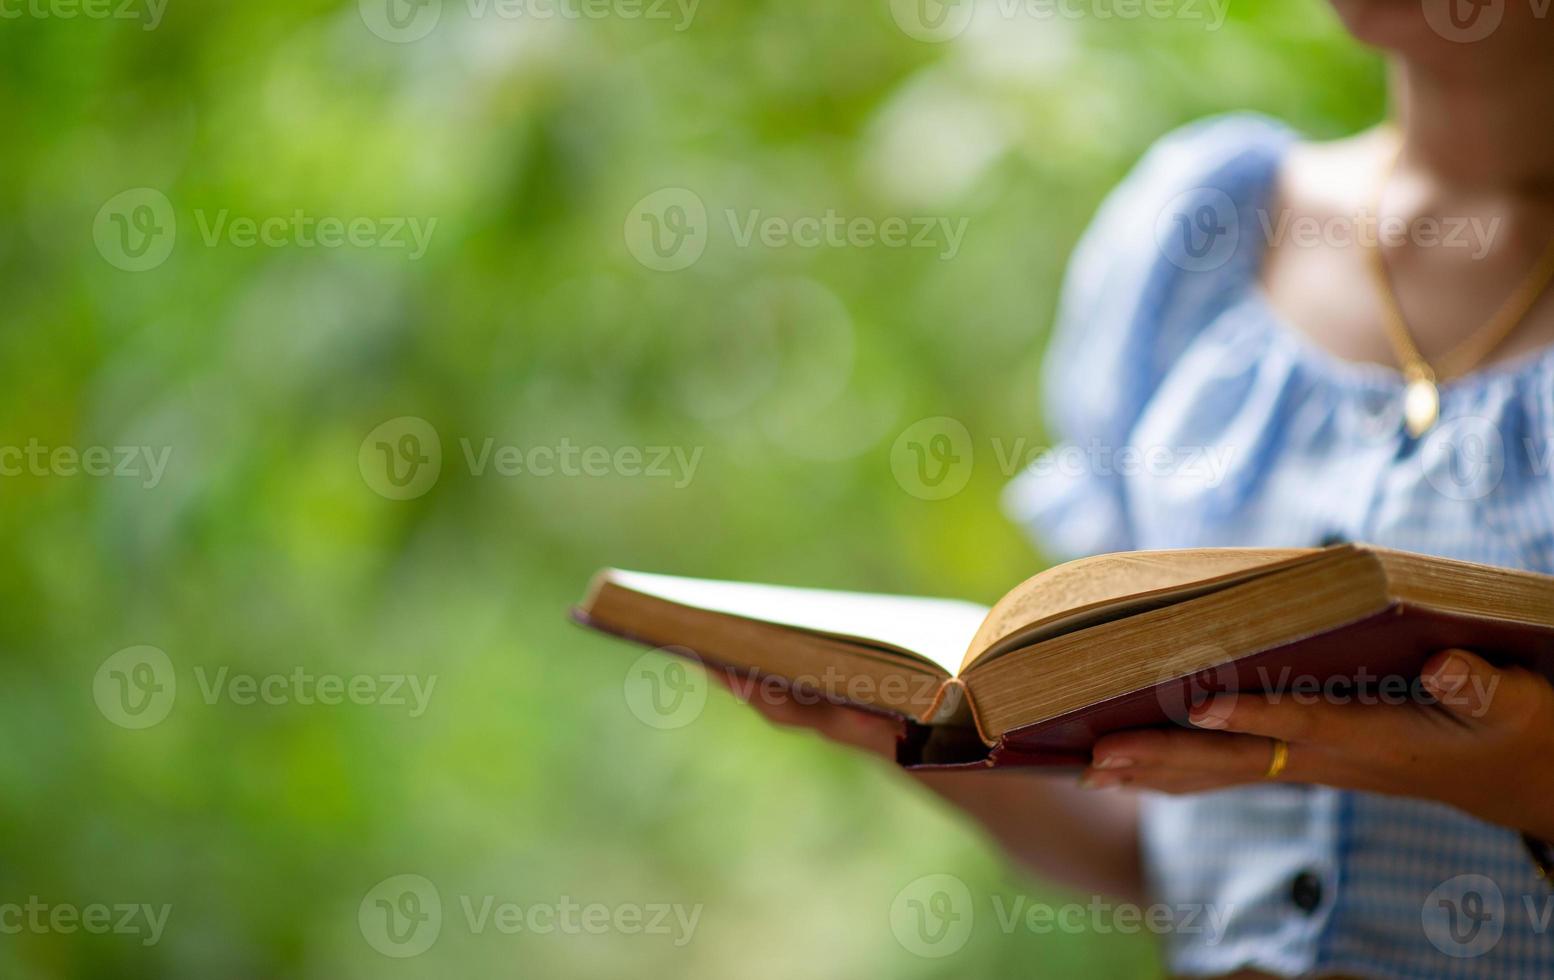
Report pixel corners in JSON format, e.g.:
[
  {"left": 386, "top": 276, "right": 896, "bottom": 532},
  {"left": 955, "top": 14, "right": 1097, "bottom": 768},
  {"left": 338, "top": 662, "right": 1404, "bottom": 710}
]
[
  {"left": 1083, "top": 648, "right": 1554, "bottom": 839},
  {"left": 708, "top": 668, "right": 902, "bottom": 760}
]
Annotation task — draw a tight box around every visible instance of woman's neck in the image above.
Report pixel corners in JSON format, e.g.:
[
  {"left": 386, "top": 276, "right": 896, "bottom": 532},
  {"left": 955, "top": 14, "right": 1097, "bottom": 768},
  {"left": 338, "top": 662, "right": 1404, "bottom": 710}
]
[{"left": 1390, "top": 55, "right": 1554, "bottom": 192}]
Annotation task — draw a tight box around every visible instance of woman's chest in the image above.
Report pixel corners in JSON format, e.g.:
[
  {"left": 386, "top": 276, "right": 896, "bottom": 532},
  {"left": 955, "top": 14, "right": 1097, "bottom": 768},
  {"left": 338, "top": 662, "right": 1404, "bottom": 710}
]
[{"left": 1117, "top": 311, "right": 1554, "bottom": 572}]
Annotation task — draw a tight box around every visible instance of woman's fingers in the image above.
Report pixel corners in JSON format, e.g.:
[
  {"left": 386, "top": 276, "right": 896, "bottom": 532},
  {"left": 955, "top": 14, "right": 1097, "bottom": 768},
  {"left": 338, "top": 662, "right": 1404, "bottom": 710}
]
[
  {"left": 1421, "top": 648, "right": 1549, "bottom": 726},
  {"left": 1083, "top": 767, "right": 1263, "bottom": 795},
  {"left": 815, "top": 703, "right": 903, "bottom": 756},
  {"left": 1083, "top": 649, "right": 1554, "bottom": 797},
  {"left": 1088, "top": 729, "right": 1294, "bottom": 785},
  {"left": 1188, "top": 649, "right": 1537, "bottom": 743},
  {"left": 1187, "top": 690, "right": 1366, "bottom": 744},
  {"left": 1091, "top": 729, "right": 1271, "bottom": 773},
  {"left": 1079, "top": 649, "right": 1554, "bottom": 819},
  {"left": 711, "top": 667, "right": 901, "bottom": 758},
  {"left": 1188, "top": 649, "right": 1548, "bottom": 747},
  {"left": 766, "top": 699, "right": 900, "bottom": 757}
]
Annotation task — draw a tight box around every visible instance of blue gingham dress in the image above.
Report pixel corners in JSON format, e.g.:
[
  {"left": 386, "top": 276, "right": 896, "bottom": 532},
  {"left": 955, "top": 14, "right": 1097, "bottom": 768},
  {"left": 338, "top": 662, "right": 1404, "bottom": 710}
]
[{"left": 1004, "top": 114, "right": 1554, "bottom": 978}]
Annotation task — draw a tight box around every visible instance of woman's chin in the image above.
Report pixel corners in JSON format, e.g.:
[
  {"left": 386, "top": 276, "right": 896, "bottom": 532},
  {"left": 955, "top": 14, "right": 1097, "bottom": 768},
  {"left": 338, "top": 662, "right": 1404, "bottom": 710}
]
[
  {"left": 1328, "top": 0, "right": 1550, "bottom": 65},
  {"left": 1336, "top": 0, "right": 1516, "bottom": 55}
]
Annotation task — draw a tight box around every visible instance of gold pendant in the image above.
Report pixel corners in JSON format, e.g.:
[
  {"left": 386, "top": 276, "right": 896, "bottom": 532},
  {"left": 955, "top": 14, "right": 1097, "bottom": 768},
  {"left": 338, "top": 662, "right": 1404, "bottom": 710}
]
[{"left": 1403, "top": 376, "right": 1439, "bottom": 437}]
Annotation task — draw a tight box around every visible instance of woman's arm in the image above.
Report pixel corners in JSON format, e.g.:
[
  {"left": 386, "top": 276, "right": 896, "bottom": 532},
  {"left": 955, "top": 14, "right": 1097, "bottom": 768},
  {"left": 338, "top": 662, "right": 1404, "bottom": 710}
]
[
  {"left": 719, "top": 675, "right": 1145, "bottom": 902},
  {"left": 913, "top": 768, "right": 1143, "bottom": 903}
]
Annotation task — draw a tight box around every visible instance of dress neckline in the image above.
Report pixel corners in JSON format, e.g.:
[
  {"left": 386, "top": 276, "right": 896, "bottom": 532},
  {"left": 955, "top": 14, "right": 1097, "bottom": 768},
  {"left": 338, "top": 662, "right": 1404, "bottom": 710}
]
[{"left": 1236, "top": 126, "right": 1554, "bottom": 397}]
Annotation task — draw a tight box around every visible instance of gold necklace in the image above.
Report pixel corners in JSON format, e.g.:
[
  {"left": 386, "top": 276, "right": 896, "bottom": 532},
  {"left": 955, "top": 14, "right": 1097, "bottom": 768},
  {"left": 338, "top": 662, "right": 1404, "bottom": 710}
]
[{"left": 1365, "top": 137, "right": 1554, "bottom": 437}]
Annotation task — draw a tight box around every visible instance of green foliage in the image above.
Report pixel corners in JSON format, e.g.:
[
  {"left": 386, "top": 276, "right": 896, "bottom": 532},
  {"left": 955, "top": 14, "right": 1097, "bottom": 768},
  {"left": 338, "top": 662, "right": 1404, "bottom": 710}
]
[{"left": 0, "top": 1, "right": 1380, "bottom": 975}]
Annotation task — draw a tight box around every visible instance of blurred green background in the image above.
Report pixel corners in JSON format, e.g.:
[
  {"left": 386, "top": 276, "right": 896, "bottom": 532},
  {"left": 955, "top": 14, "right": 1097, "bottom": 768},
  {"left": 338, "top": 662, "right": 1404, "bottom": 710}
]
[{"left": 1, "top": 0, "right": 1384, "bottom": 976}]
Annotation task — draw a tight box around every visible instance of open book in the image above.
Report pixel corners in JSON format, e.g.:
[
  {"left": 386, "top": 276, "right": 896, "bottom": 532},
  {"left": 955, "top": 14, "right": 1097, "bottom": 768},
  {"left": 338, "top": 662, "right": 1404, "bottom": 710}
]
[{"left": 574, "top": 545, "right": 1554, "bottom": 768}]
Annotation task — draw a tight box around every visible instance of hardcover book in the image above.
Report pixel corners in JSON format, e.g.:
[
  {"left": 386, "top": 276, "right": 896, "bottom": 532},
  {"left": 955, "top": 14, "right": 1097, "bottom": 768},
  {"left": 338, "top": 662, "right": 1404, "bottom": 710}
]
[{"left": 573, "top": 545, "right": 1554, "bottom": 768}]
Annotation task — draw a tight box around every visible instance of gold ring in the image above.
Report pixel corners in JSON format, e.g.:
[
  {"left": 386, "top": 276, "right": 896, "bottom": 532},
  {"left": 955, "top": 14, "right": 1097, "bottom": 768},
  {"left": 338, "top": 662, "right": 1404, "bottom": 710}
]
[{"left": 1264, "top": 738, "right": 1289, "bottom": 780}]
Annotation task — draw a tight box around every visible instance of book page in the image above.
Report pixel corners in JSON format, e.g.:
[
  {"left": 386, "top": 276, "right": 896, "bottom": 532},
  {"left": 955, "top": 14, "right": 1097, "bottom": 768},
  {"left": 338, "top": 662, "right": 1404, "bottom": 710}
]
[
  {"left": 604, "top": 570, "right": 989, "bottom": 676},
  {"left": 962, "top": 548, "right": 1324, "bottom": 672}
]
